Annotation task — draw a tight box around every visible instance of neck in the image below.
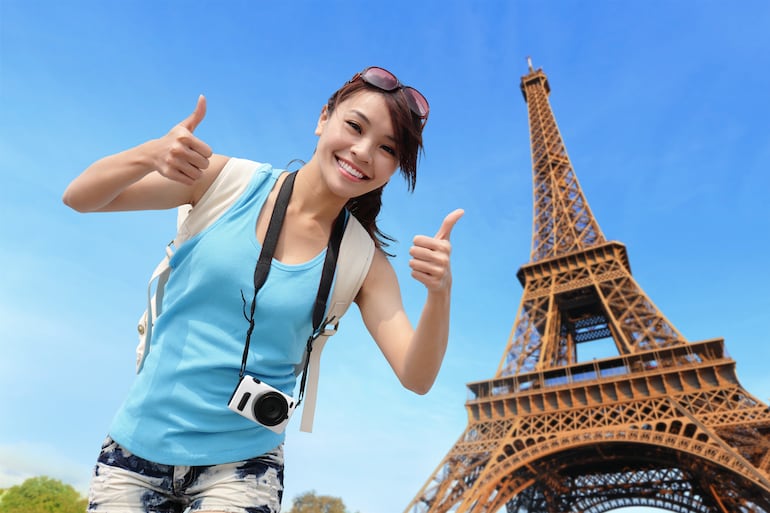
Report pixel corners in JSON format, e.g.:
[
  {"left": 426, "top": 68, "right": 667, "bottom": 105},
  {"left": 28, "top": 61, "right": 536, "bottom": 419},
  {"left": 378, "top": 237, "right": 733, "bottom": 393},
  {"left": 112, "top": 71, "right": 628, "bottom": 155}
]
[{"left": 289, "top": 161, "right": 349, "bottom": 222}]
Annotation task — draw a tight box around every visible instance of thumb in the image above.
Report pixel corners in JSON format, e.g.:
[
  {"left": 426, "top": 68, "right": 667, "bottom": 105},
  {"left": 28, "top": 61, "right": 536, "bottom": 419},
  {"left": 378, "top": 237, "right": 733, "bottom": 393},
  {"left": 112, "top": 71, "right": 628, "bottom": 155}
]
[
  {"left": 180, "top": 94, "right": 207, "bottom": 132},
  {"left": 434, "top": 208, "right": 465, "bottom": 240}
]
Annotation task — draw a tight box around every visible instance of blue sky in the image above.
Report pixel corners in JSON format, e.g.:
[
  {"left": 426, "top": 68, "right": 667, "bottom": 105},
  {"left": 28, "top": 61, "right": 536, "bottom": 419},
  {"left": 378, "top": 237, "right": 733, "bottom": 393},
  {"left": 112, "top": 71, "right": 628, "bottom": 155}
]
[{"left": 2, "top": 1, "right": 769, "bottom": 512}]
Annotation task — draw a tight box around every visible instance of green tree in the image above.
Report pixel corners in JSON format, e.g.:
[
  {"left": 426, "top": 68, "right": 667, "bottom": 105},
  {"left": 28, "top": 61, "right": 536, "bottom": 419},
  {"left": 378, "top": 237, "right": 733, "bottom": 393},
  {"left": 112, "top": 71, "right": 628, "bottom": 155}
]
[
  {"left": 285, "top": 490, "right": 350, "bottom": 513},
  {"left": 0, "top": 476, "right": 87, "bottom": 513}
]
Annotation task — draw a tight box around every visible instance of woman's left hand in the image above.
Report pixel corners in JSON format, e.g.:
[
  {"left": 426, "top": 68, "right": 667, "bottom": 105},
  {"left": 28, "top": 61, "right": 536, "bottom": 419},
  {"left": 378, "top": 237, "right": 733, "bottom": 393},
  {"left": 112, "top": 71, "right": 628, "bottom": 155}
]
[{"left": 408, "top": 209, "right": 464, "bottom": 292}]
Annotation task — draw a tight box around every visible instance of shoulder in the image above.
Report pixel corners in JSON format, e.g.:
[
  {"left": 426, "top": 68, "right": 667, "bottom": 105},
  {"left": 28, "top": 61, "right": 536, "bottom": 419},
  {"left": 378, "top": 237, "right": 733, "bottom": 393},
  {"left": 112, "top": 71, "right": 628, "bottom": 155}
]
[
  {"left": 191, "top": 155, "right": 278, "bottom": 205},
  {"left": 193, "top": 156, "right": 283, "bottom": 211},
  {"left": 357, "top": 248, "right": 398, "bottom": 304}
]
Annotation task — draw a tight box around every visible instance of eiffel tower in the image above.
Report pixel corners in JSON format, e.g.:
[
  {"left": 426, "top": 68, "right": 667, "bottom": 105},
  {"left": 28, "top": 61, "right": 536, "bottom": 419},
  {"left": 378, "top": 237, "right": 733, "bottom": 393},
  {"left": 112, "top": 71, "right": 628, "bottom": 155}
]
[{"left": 404, "top": 60, "right": 770, "bottom": 513}]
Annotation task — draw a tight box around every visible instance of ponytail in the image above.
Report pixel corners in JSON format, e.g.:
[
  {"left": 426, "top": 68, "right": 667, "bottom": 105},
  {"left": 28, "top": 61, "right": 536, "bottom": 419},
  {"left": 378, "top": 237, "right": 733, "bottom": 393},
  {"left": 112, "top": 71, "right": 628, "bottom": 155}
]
[{"left": 345, "top": 186, "right": 396, "bottom": 257}]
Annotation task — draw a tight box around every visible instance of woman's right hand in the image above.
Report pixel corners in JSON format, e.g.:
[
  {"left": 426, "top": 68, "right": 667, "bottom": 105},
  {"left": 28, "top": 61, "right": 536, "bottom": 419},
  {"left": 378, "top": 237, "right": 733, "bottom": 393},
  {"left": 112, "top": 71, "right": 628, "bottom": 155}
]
[
  {"left": 63, "top": 95, "right": 224, "bottom": 213},
  {"left": 152, "top": 95, "right": 213, "bottom": 186}
]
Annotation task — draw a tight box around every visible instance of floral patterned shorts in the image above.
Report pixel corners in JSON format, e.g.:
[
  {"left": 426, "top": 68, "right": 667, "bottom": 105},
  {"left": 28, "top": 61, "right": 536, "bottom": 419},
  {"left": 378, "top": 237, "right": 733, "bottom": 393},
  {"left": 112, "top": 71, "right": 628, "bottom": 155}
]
[{"left": 87, "top": 436, "right": 284, "bottom": 513}]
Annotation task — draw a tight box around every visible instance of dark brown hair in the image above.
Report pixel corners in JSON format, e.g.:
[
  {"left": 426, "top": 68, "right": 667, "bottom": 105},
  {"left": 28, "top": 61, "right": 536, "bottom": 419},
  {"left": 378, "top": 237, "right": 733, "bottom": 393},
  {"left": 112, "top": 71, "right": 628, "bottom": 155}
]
[{"left": 325, "top": 77, "right": 425, "bottom": 254}]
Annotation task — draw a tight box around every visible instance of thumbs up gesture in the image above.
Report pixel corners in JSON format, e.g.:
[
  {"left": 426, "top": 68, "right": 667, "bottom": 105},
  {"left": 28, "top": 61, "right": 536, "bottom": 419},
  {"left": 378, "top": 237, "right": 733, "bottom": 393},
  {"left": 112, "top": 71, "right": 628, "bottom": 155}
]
[
  {"left": 154, "top": 95, "right": 214, "bottom": 185},
  {"left": 409, "top": 209, "right": 464, "bottom": 292}
]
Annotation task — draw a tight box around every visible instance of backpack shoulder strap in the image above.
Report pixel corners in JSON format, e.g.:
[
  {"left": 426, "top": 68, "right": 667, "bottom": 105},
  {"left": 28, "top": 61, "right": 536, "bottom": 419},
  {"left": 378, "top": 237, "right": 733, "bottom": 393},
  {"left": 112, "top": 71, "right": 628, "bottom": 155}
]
[
  {"left": 175, "top": 157, "right": 260, "bottom": 244},
  {"left": 298, "top": 215, "right": 375, "bottom": 432},
  {"left": 135, "top": 158, "right": 260, "bottom": 372}
]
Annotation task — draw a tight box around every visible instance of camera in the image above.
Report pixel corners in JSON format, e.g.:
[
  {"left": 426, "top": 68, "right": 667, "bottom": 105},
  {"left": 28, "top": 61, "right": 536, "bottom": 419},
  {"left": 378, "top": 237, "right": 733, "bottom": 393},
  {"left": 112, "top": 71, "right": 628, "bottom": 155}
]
[{"left": 228, "top": 375, "right": 295, "bottom": 433}]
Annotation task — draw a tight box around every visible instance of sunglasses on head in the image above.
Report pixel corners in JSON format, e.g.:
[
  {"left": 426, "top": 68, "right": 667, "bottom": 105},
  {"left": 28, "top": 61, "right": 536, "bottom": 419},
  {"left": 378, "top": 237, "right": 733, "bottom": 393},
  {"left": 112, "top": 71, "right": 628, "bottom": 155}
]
[{"left": 350, "top": 66, "right": 430, "bottom": 125}]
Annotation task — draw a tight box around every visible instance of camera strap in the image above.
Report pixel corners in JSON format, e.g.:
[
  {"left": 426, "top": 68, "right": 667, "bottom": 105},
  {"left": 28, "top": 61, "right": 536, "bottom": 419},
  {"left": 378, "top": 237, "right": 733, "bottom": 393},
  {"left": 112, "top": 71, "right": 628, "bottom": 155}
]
[{"left": 239, "top": 170, "right": 346, "bottom": 405}]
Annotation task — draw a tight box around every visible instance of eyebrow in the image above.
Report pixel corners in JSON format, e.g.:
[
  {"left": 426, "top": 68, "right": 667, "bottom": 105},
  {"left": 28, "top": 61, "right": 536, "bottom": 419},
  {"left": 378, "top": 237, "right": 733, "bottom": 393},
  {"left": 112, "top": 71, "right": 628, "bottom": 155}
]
[
  {"left": 349, "top": 109, "right": 397, "bottom": 143},
  {"left": 350, "top": 109, "right": 371, "bottom": 125}
]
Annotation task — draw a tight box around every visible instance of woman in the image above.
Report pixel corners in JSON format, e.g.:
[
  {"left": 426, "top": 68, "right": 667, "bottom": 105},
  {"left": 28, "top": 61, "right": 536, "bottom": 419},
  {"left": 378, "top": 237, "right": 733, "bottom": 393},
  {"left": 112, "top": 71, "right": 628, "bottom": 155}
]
[{"left": 64, "top": 66, "right": 463, "bottom": 513}]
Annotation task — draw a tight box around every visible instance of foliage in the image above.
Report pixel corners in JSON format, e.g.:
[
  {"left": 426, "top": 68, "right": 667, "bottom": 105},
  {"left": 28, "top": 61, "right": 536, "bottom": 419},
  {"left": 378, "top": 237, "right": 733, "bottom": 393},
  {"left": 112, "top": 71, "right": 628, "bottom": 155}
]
[
  {"left": 0, "top": 476, "right": 87, "bottom": 513},
  {"left": 285, "top": 490, "right": 351, "bottom": 513}
]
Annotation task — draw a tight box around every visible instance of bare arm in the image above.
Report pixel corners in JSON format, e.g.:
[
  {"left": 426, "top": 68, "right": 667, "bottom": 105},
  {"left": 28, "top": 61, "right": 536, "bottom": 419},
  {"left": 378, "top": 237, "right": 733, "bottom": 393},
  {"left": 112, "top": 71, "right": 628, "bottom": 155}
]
[
  {"left": 62, "top": 95, "right": 225, "bottom": 213},
  {"left": 356, "top": 209, "right": 464, "bottom": 394}
]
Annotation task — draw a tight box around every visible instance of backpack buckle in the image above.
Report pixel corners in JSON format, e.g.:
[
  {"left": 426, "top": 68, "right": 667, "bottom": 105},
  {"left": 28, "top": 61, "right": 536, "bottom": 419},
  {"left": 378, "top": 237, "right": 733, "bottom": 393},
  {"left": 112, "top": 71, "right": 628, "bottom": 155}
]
[{"left": 314, "top": 317, "right": 339, "bottom": 339}]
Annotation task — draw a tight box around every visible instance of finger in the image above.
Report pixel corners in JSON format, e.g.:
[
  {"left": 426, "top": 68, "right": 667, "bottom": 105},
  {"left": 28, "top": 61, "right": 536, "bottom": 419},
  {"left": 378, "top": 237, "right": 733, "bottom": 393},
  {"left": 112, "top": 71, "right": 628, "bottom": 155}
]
[
  {"left": 189, "top": 150, "right": 211, "bottom": 171},
  {"left": 434, "top": 208, "right": 465, "bottom": 240},
  {"left": 187, "top": 136, "right": 214, "bottom": 160},
  {"left": 409, "top": 258, "right": 443, "bottom": 277},
  {"left": 410, "top": 269, "right": 434, "bottom": 288},
  {"left": 410, "top": 244, "right": 449, "bottom": 264},
  {"left": 410, "top": 266, "right": 449, "bottom": 291},
  {"left": 175, "top": 159, "right": 205, "bottom": 181},
  {"left": 180, "top": 94, "right": 207, "bottom": 133},
  {"left": 166, "top": 169, "right": 196, "bottom": 186},
  {"left": 167, "top": 140, "right": 209, "bottom": 172}
]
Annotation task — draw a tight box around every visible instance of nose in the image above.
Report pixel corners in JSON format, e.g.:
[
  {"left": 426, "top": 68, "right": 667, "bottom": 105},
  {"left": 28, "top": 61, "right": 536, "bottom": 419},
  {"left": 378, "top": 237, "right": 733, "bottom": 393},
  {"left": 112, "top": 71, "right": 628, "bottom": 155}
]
[{"left": 351, "top": 138, "right": 373, "bottom": 164}]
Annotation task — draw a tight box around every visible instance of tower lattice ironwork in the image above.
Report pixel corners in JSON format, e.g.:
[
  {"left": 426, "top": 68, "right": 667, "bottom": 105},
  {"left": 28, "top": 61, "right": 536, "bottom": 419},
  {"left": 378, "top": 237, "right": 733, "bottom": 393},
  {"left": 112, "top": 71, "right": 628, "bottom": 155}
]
[{"left": 404, "top": 60, "right": 770, "bottom": 513}]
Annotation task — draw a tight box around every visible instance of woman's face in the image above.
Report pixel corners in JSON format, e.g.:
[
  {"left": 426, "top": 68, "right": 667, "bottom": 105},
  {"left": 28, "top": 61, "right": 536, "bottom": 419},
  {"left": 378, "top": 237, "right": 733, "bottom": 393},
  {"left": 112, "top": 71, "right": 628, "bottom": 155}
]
[{"left": 314, "top": 90, "right": 400, "bottom": 199}]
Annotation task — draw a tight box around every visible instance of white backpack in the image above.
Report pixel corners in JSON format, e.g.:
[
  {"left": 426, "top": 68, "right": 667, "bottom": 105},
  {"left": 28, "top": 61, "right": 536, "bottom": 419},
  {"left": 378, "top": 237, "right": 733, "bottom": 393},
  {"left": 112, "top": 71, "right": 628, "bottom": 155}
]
[{"left": 135, "top": 158, "right": 374, "bottom": 432}]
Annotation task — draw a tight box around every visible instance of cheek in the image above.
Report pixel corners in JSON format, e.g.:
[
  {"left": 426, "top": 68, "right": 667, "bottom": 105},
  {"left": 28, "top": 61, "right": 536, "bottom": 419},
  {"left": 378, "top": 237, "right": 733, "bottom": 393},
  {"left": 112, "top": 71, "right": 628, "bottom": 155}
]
[
  {"left": 315, "top": 131, "right": 342, "bottom": 158},
  {"left": 320, "top": 124, "right": 352, "bottom": 148},
  {"left": 376, "top": 159, "right": 399, "bottom": 180}
]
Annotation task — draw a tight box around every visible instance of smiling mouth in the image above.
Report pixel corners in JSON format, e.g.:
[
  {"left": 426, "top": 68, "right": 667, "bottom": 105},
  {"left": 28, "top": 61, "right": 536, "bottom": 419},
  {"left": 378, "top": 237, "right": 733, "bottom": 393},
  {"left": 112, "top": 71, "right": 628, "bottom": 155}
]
[{"left": 337, "top": 158, "right": 368, "bottom": 180}]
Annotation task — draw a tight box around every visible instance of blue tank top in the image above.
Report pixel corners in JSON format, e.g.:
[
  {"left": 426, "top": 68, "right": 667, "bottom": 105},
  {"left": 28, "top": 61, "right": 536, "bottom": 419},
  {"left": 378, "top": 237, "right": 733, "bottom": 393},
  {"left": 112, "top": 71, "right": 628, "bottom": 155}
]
[{"left": 110, "top": 164, "right": 326, "bottom": 465}]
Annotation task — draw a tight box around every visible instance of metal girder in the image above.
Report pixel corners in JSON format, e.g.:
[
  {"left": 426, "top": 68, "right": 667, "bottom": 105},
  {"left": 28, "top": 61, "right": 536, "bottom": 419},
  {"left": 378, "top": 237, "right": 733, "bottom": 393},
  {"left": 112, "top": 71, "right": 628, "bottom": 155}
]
[{"left": 404, "top": 62, "right": 770, "bottom": 513}]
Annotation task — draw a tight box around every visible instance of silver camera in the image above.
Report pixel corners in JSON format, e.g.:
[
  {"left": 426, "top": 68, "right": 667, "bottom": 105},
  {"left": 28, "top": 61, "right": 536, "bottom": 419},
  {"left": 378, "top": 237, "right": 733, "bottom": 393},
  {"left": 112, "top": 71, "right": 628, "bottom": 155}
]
[{"left": 227, "top": 375, "right": 295, "bottom": 433}]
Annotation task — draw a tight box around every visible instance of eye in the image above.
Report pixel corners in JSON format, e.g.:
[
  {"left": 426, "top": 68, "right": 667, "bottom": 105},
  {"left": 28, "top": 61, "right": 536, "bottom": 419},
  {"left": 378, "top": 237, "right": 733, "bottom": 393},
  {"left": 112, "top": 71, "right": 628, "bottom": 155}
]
[
  {"left": 380, "top": 145, "right": 397, "bottom": 156},
  {"left": 346, "top": 120, "right": 362, "bottom": 133}
]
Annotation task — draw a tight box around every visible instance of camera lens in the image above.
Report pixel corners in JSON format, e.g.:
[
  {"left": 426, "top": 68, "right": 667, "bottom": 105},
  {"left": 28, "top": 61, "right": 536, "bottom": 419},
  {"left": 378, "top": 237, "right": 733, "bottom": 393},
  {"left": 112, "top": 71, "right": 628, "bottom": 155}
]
[{"left": 253, "top": 392, "right": 289, "bottom": 426}]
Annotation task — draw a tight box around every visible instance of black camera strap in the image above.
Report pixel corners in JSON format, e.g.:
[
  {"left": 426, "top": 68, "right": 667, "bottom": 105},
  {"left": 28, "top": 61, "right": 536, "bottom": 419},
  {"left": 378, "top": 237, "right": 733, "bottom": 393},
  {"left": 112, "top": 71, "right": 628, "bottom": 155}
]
[{"left": 239, "top": 171, "right": 346, "bottom": 405}]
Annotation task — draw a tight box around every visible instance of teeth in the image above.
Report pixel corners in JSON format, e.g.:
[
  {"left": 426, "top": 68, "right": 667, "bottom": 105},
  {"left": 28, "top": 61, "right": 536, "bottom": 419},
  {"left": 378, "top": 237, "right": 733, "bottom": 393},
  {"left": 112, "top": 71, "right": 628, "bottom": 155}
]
[{"left": 338, "top": 159, "right": 364, "bottom": 179}]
